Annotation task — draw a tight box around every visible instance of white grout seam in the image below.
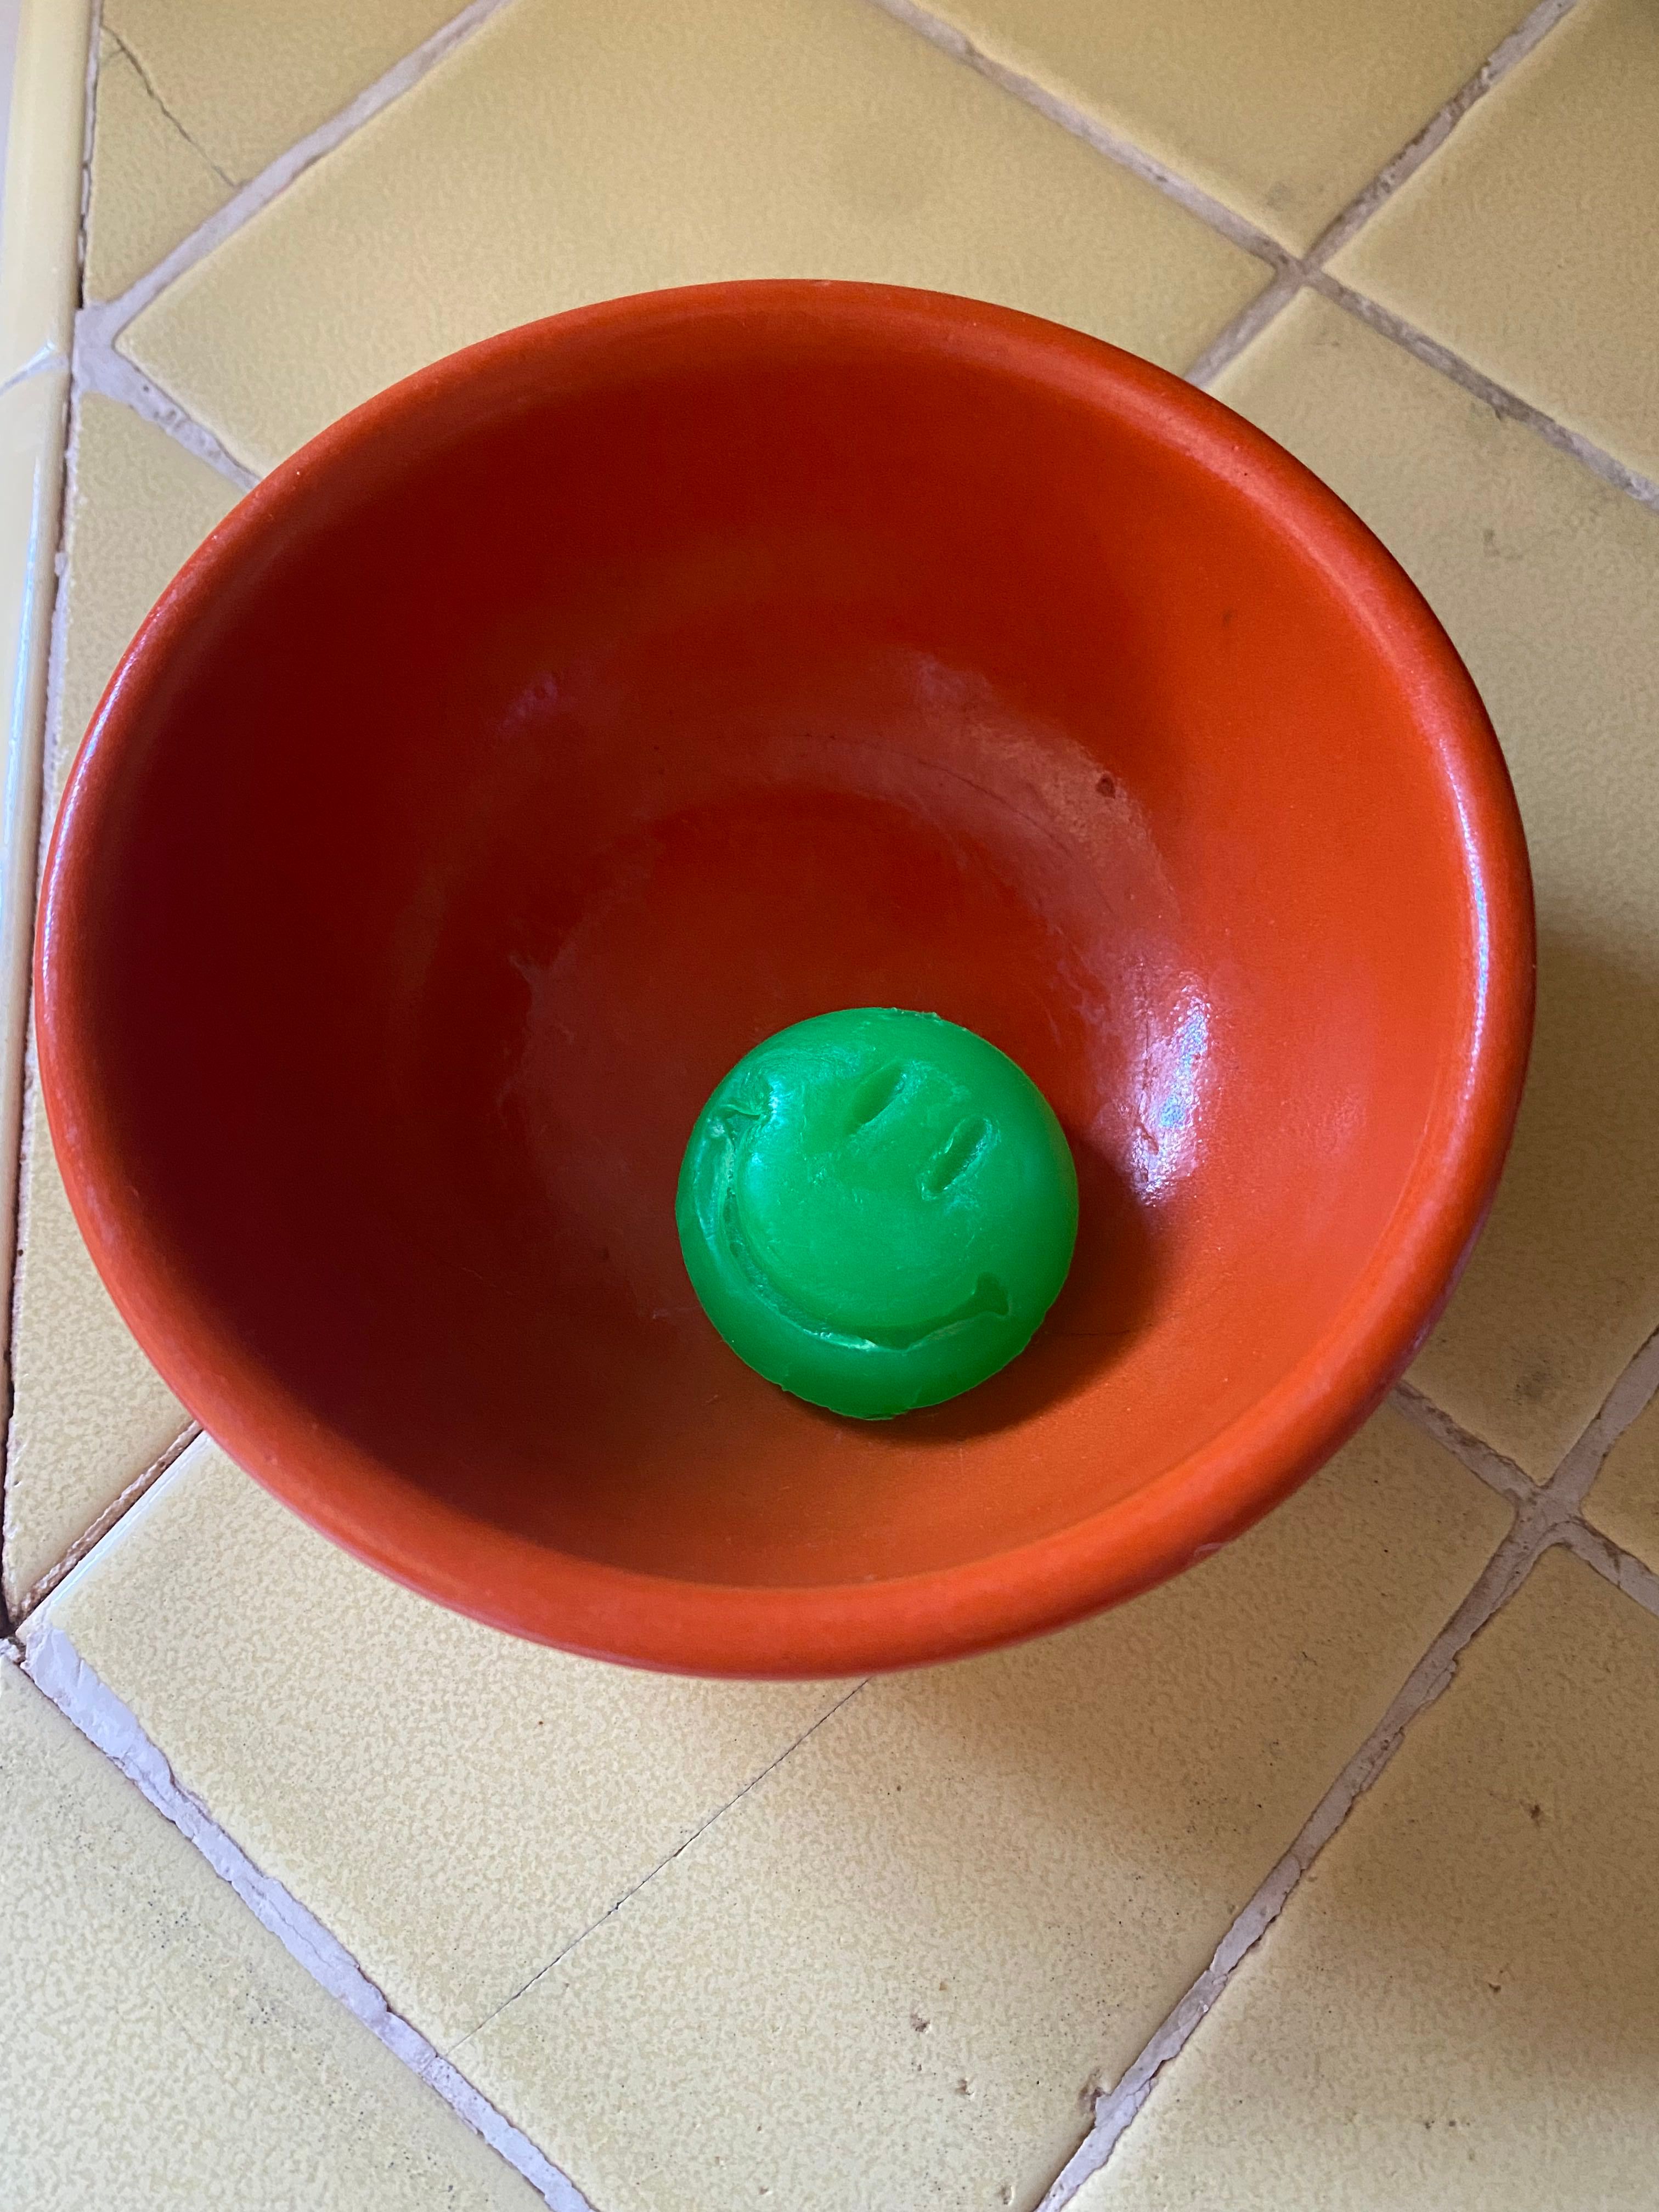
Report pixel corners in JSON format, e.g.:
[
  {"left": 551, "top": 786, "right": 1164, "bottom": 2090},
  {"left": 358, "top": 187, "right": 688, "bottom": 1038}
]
[
  {"left": 1180, "top": 268, "right": 1301, "bottom": 390},
  {"left": 1307, "top": 273, "right": 1659, "bottom": 512},
  {"left": 1534, "top": 1320, "right": 1659, "bottom": 1513},
  {"left": 866, "top": 0, "right": 1656, "bottom": 522},
  {"left": 12, "top": 1420, "right": 200, "bottom": 1620},
  {"left": 1039, "top": 1319, "right": 1659, "bottom": 2208},
  {"left": 870, "top": 0, "right": 1585, "bottom": 391},
  {"left": 1297, "top": 0, "right": 1579, "bottom": 267},
  {"left": 1389, "top": 1378, "right": 1537, "bottom": 1505},
  {"left": 1560, "top": 1517, "right": 1659, "bottom": 1621},
  {"left": 17, "top": 1621, "right": 599, "bottom": 2212},
  {"left": 69, "top": 0, "right": 521, "bottom": 486},
  {"left": 70, "top": 0, "right": 1657, "bottom": 548},
  {"left": 70, "top": 336, "right": 256, "bottom": 488},
  {"left": 0, "top": 0, "right": 105, "bottom": 1635},
  {"left": 864, "top": 0, "right": 1290, "bottom": 269},
  {"left": 1036, "top": 1500, "right": 1551, "bottom": 2209},
  {"left": 78, "top": 0, "right": 515, "bottom": 351}
]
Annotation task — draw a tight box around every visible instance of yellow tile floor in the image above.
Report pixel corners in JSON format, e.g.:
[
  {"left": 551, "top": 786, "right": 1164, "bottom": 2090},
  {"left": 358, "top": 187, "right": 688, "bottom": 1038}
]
[{"left": 2, "top": 2, "right": 1657, "bottom": 2206}]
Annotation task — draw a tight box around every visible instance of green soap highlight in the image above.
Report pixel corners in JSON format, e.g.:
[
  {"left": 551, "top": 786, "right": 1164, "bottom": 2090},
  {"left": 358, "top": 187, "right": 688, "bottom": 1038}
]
[{"left": 676, "top": 1008, "right": 1078, "bottom": 1419}]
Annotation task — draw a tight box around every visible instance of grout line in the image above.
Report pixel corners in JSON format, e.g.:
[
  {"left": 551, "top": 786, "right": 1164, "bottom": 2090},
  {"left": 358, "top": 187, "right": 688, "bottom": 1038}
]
[
  {"left": 1178, "top": 0, "right": 1585, "bottom": 393},
  {"left": 70, "top": 333, "right": 255, "bottom": 487},
  {"left": 12, "top": 1420, "right": 200, "bottom": 1621},
  {"left": 1389, "top": 1379, "right": 1537, "bottom": 1505},
  {"left": 8, "top": 0, "right": 523, "bottom": 1584},
  {"left": 1038, "top": 1498, "right": 1551, "bottom": 2209},
  {"left": 861, "top": 0, "right": 1291, "bottom": 270},
  {"left": 1559, "top": 1518, "right": 1659, "bottom": 1621},
  {"left": 1308, "top": 274, "right": 1659, "bottom": 513},
  {"left": 448, "top": 1675, "right": 872, "bottom": 2057},
  {"left": 69, "top": 0, "right": 521, "bottom": 486},
  {"left": 78, "top": 0, "right": 515, "bottom": 357},
  {"left": 868, "top": 0, "right": 1585, "bottom": 411},
  {"left": 0, "top": 347, "right": 70, "bottom": 1490},
  {"left": 69, "top": 0, "right": 1643, "bottom": 554},
  {"left": 1183, "top": 269, "right": 1301, "bottom": 390},
  {"left": 18, "top": 1621, "right": 599, "bottom": 2212},
  {"left": 1522, "top": 1320, "right": 1659, "bottom": 1515},
  {"left": 1042, "top": 1316, "right": 1659, "bottom": 2209},
  {"left": 2, "top": 372, "right": 86, "bottom": 1617},
  {"left": 78, "top": 0, "right": 104, "bottom": 273},
  {"left": 1299, "top": 0, "right": 1579, "bottom": 266}
]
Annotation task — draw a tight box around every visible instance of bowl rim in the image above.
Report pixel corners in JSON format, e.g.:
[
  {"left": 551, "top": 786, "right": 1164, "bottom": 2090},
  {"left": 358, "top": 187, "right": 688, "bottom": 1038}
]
[{"left": 35, "top": 279, "right": 1536, "bottom": 1677}]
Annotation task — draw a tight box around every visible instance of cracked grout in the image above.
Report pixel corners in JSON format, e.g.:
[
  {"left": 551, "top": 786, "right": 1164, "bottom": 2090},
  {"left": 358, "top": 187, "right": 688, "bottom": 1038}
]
[
  {"left": 13, "top": 1621, "right": 599, "bottom": 2212},
  {"left": 1036, "top": 1317, "right": 1659, "bottom": 2209}
]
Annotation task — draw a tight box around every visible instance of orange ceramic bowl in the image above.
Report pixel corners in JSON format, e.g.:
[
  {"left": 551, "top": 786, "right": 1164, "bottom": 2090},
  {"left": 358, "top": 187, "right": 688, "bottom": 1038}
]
[{"left": 37, "top": 283, "right": 1532, "bottom": 1677}]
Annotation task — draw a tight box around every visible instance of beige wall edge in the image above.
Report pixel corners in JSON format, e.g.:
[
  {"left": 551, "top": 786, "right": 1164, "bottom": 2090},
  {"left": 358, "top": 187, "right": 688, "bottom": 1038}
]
[{"left": 0, "top": 0, "right": 88, "bottom": 1612}]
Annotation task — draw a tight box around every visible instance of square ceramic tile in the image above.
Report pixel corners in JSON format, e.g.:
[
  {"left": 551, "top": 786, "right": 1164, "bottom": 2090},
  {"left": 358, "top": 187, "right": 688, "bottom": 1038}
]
[
  {"left": 1073, "top": 1548, "right": 1659, "bottom": 2210},
  {"left": 2, "top": 395, "right": 238, "bottom": 1616},
  {"left": 38, "top": 1435, "right": 853, "bottom": 2055},
  {"left": 1214, "top": 293, "right": 1659, "bottom": 1478},
  {"left": 919, "top": 0, "right": 1538, "bottom": 252},
  {"left": 443, "top": 1409, "right": 1505, "bottom": 2212},
  {"left": 116, "top": 0, "right": 1268, "bottom": 476},
  {"left": 1584, "top": 1391, "right": 1659, "bottom": 1574},
  {"left": 0, "top": 1658, "right": 540, "bottom": 2208},
  {"left": 1334, "top": 0, "right": 1659, "bottom": 483}
]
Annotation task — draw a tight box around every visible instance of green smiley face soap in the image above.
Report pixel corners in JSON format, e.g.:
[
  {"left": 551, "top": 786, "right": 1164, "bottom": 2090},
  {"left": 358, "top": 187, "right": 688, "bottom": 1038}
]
[{"left": 676, "top": 1007, "right": 1078, "bottom": 1418}]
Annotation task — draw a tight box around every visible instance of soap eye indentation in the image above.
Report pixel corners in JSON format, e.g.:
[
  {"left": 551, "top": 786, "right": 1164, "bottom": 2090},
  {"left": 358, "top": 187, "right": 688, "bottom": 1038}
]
[
  {"left": 919, "top": 1115, "right": 992, "bottom": 1199},
  {"left": 843, "top": 1060, "right": 911, "bottom": 1137}
]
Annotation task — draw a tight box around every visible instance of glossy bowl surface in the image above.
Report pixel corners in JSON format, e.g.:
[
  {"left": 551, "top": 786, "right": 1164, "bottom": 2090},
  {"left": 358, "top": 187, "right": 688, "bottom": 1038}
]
[{"left": 37, "top": 281, "right": 1533, "bottom": 1676}]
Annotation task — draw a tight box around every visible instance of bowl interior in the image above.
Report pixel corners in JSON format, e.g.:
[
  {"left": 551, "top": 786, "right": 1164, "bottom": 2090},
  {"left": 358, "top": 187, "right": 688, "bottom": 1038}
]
[{"left": 49, "top": 289, "right": 1518, "bottom": 1650}]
